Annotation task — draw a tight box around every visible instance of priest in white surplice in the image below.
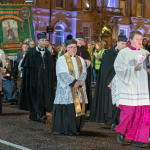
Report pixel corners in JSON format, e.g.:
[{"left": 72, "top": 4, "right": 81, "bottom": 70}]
[
  {"left": 114, "top": 31, "right": 150, "bottom": 148},
  {"left": 51, "top": 35, "right": 88, "bottom": 135}
]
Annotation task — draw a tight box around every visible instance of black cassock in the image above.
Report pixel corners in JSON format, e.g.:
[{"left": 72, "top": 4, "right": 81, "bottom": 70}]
[
  {"left": 77, "top": 46, "right": 92, "bottom": 110},
  {"left": 0, "top": 92, "right": 1, "bottom": 115},
  {"left": 18, "top": 47, "right": 55, "bottom": 120},
  {"left": 0, "top": 62, "right": 2, "bottom": 115},
  {"left": 90, "top": 46, "right": 120, "bottom": 125}
]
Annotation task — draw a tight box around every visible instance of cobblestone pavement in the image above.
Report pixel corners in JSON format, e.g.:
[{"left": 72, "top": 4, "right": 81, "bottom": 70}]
[{"left": 0, "top": 104, "right": 150, "bottom": 150}]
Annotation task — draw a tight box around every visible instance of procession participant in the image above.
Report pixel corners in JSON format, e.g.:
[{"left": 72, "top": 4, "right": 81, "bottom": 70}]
[
  {"left": 29, "top": 40, "right": 35, "bottom": 49},
  {"left": 18, "top": 33, "right": 55, "bottom": 122},
  {"left": 17, "top": 43, "right": 28, "bottom": 63},
  {"left": 90, "top": 35, "right": 127, "bottom": 130},
  {"left": 18, "top": 51, "right": 27, "bottom": 78},
  {"left": 115, "top": 31, "right": 150, "bottom": 148},
  {"left": 46, "top": 40, "right": 52, "bottom": 54},
  {"left": 75, "top": 31, "right": 92, "bottom": 111},
  {"left": 51, "top": 35, "right": 88, "bottom": 135}
]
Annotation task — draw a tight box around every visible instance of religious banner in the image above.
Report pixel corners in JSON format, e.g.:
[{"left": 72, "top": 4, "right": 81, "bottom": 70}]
[{"left": 0, "top": 4, "right": 35, "bottom": 54}]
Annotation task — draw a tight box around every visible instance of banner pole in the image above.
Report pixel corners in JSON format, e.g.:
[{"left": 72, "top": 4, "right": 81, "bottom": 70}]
[{"left": 34, "top": 0, "right": 39, "bottom": 33}]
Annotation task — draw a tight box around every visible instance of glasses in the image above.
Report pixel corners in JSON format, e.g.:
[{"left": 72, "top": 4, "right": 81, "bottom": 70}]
[{"left": 68, "top": 46, "right": 77, "bottom": 49}]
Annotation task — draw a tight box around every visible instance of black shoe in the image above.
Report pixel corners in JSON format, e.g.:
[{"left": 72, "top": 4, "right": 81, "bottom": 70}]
[
  {"left": 117, "top": 132, "right": 125, "bottom": 144},
  {"left": 131, "top": 140, "right": 148, "bottom": 148},
  {"left": 110, "top": 124, "right": 115, "bottom": 130},
  {"left": 11, "top": 101, "right": 14, "bottom": 105},
  {"left": 69, "top": 133, "right": 74, "bottom": 136},
  {"left": 32, "top": 118, "right": 42, "bottom": 122},
  {"left": 42, "top": 115, "right": 47, "bottom": 120},
  {"left": 85, "top": 115, "right": 90, "bottom": 120},
  {"left": 42, "top": 115, "right": 47, "bottom": 123}
]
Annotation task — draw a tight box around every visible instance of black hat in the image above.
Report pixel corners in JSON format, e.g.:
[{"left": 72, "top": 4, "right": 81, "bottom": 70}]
[
  {"left": 65, "top": 35, "right": 77, "bottom": 47},
  {"left": 42, "top": 32, "right": 47, "bottom": 36},
  {"left": 76, "top": 31, "right": 84, "bottom": 39},
  {"left": 118, "top": 35, "right": 127, "bottom": 42},
  {"left": 37, "top": 33, "right": 47, "bottom": 40}
]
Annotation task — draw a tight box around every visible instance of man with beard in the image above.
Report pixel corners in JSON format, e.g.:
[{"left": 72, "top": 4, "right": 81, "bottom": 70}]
[
  {"left": 75, "top": 31, "right": 92, "bottom": 112},
  {"left": 90, "top": 35, "right": 127, "bottom": 129},
  {"left": 18, "top": 33, "right": 55, "bottom": 122}
]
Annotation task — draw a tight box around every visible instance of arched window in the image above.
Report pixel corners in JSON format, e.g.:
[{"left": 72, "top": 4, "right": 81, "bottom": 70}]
[
  {"left": 55, "top": 26, "right": 64, "bottom": 46},
  {"left": 83, "top": 0, "right": 90, "bottom": 10},
  {"left": 97, "top": 0, "right": 111, "bottom": 7}
]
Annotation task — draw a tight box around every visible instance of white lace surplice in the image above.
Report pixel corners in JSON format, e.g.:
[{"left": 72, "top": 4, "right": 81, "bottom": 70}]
[
  {"left": 111, "top": 75, "right": 122, "bottom": 107},
  {"left": 111, "top": 76, "right": 117, "bottom": 105},
  {"left": 54, "top": 55, "right": 88, "bottom": 105}
]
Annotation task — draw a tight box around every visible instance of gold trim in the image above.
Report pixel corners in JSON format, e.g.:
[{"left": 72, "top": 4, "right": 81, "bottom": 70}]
[
  {"left": 64, "top": 52, "right": 85, "bottom": 117},
  {"left": 36, "top": 46, "right": 39, "bottom": 52},
  {"left": 0, "top": 3, "right": 31, "bottom": 5},
  {"left": 36, "top": 46, "right": 45, "bottom": 52},
  {"left": 6, "top": 53, "right": 17, "bottom": 56}
]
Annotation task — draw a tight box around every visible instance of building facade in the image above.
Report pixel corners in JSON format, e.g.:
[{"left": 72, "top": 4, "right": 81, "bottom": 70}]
[{"left": 3, "top": 0, "right": 150, "bottom": 44}]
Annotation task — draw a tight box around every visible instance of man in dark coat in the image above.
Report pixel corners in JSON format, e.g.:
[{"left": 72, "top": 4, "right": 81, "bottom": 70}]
[
  {"left": 29, "top": 40, "right": 35, "bottom": 49},
  {"left": 90, "top": 35, "right": 127, "bottom": 129},
  {"left": 75, "top": 31, "right": 92, "bottom": 111},
  {"left": 18, "top": 33, "right": 55, "bottom": 121},
  {"left": 17, "top": 43, "right": 28, "bottom": 63}
]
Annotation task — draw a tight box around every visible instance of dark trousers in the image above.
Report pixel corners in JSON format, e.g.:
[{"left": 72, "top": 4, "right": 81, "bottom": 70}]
[{"left": 0, "top": 92, "right": 2, "bottom": 115}]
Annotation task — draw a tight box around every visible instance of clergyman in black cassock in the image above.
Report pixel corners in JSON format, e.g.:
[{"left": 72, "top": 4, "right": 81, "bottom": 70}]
[
  {"left": 18, "top": 33, "right": 55, "bottom": 121},
  {"left": 75, "top": 31, "right": 92, "bottom": 111},
  {"left": 51, "top": 35, "right": 88, "bottom": 135},
  {"left": 90, "top": 35, "right": 127, "bottom": 128}
]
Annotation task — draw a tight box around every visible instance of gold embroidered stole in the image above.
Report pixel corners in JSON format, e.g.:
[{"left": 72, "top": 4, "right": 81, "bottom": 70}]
[{"left": 64, "top": 52, "right": 85, "bottom": 117}]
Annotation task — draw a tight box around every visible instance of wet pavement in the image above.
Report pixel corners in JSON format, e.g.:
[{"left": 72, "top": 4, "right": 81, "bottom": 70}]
[{"left": 0, "top": 103, "right": 150, "bottom": 150}]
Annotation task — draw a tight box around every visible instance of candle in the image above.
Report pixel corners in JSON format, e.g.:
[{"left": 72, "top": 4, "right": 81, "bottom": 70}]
[{"left": 138, "top": 55, "right": 146, "bottom": 63}]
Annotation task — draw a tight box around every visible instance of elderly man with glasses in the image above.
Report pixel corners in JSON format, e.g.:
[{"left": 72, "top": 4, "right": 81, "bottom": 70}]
[{"left": 51, "top": 35, "right": 88, "bottom": 135}]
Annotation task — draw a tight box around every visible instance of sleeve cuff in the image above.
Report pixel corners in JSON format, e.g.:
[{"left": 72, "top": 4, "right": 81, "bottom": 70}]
[{"left": 69, "top": 79, "right": 77, "bottom": 87}]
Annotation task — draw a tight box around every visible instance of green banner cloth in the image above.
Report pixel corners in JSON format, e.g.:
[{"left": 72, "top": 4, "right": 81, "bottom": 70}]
[{"left": 0, "top": 4, "right": 35, "bottom": 54}]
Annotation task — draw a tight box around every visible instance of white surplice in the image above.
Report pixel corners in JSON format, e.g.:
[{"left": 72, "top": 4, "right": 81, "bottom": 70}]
[
  {"left": 111, "top": 74, "right": 122, "bottom": 106},
  {"left": 54, "top": 55, "right": 88, "bottom": 105},
  {"left": 114, "top": 47, "right": 150, "bottom": 106}
]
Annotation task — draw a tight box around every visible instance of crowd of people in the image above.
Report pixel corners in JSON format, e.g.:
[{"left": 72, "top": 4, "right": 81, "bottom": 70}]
[{"left": 0, "top": 30, "right": 150, "bottom": 148}]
